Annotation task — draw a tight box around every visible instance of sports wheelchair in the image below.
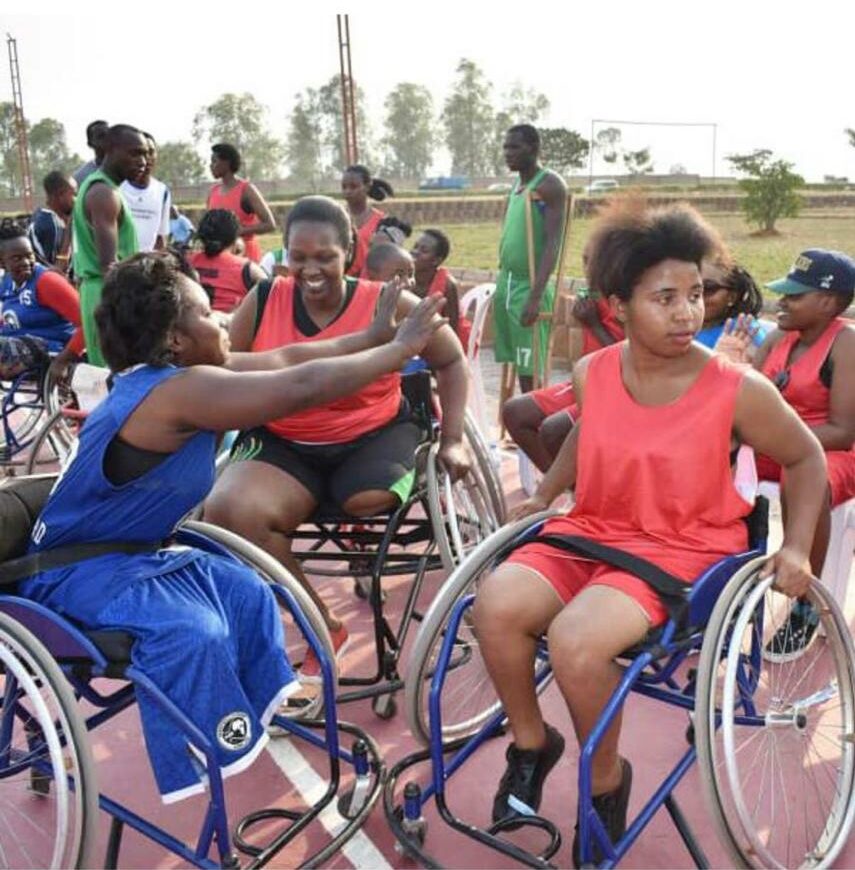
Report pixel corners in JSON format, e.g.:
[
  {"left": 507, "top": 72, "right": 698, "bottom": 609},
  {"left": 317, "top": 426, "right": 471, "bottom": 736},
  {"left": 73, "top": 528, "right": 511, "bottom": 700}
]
[
  {"left": 0, "top": 361, "right": 55, "bottom": 469},
  {"left": 386, "top": 501, "right": 855, "bottom": 868},
  {"left": 0, "top": 475, "right": 384, "bottom": 869},
  {"left": 285, "top": 370, "right": 505, "bottom": 720}
]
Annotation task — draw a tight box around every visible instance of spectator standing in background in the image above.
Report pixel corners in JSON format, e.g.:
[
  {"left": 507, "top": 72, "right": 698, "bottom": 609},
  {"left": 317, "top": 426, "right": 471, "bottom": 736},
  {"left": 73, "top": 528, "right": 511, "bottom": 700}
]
[
  {"left": 29, "top": 171, "right": 77, "bottom": 270},
  {"left": 120, "top": 134, "right": 172, "bottom": 252},
  {"left": 73, "top": 120, "right": 110, "bottom": 186}
]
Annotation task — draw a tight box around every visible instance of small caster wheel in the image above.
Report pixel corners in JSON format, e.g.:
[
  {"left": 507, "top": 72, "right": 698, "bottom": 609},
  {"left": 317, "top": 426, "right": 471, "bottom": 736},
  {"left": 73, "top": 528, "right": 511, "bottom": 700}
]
[
  {"left": 337, "top": 787, "right": 359, "bottom": 819},
  {"left": 685, "top": 722, "right": 695, "bottom": 745},
  {"left": 353, "top": 577, "right": 368, "bottom": 600},
  {"left": 394, "top": 820, "right": 427, "bottom": 851},
  {"left": 373, "top": 693, "right": 397, "bottom": 720}
]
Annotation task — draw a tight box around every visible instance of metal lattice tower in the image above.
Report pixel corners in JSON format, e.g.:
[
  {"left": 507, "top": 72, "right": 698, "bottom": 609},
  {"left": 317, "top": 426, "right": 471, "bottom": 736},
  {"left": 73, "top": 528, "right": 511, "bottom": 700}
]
[
  {"left": 336, "top": 15, "right": 358, "bottom": 166},
  {"left": 6, "top": 34, "right": 33, "bottom": 211}
]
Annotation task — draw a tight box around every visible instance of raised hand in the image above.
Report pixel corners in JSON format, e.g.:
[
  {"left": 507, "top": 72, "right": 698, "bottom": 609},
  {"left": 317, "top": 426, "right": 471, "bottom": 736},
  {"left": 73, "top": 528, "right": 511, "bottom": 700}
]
[
  {"left": 714, "top": 314, "right": 761, "bottom": 365},
  {"left": 394, "top": 295, "right": 447, "bottom": 357},
  {"left": 368, "top": 276, "right": 405, "bottom": 345}
]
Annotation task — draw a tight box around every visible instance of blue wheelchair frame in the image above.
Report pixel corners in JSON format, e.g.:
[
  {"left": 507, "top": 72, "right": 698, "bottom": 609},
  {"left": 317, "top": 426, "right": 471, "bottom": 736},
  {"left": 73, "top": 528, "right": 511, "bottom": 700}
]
[
  {"left": 0, "top": 365, "right": 48, "bottom": 463},
  {"left": 0, "top": 526, "right": 383, "bottom": 869},
  {"left": 385, "top": 518, "right": 767, "bottom": 869}
]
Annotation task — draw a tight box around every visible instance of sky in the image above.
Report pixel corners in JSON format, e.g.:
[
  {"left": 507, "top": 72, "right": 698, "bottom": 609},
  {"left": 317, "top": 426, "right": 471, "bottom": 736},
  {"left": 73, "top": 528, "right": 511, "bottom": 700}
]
[{"left": 3, "top": 0, "right": 855, "bottom": 183}]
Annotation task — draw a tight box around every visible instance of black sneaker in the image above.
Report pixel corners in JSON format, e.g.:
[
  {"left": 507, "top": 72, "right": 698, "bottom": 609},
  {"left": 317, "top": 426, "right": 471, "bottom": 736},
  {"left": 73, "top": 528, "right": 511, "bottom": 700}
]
[
  {"left": 764, "top": 599, "right": 820, "bottom": 664},
  {"left": 573, "top": 758, "right": 633, "bottom": 868},
  {"left": 491, "top": 723, "right": 565, "bottom": 825}
]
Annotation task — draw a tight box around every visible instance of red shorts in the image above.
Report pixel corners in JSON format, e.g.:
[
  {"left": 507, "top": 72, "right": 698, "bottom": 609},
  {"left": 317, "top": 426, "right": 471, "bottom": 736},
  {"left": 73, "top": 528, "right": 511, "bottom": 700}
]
[
  {"left": 530, "top": 381, "right": 579, "bottom": 422},
  {"left": 757, "top": 451, "right": 855, "bottom": 508},
  {"left": 506, "top": 543, "right": 669, "bottom": 626}
]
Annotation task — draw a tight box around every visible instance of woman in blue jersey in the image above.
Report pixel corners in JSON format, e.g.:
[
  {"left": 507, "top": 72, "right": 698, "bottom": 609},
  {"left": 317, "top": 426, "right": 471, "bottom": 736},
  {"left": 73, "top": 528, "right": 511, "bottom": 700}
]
[
  {"left": 0, "top": 225, "right": 83, "bottom": 378},
  {"left": 20, "top": 250, "right": 445, "bottom": 803},
  {"left": 696, "top": 257, "right": 766, "bottom": 349}
]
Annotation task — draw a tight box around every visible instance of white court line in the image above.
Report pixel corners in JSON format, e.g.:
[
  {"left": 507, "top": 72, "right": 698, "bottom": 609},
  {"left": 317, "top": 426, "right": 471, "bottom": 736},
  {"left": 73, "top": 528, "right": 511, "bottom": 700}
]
[{"left": 266, "top": 738, "right": 392, "bottom": 869}]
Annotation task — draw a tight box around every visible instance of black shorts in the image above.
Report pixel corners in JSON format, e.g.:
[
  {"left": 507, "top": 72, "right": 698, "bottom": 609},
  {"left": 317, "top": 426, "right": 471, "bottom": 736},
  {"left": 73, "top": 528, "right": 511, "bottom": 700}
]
[{"left": 231, "top": 411, "right": 423, "bottom": 509}]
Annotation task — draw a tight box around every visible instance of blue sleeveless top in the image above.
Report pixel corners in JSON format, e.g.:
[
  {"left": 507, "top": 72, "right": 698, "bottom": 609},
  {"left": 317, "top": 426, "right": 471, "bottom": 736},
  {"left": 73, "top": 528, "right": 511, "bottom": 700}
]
[
  {"left": 23, "top": 365, "right": 217, "bottom": 605},
  {"left": 0, "top": 263, "right": 76, "bottom": 351}
]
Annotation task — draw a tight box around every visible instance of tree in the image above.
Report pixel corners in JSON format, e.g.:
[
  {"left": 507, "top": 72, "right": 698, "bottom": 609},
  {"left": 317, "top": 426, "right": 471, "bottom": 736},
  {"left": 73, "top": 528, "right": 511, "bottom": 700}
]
[
  {"left": 285, "top": 89, "right": 324, "bottom": 189},
  {"left": 317, "top": 75, "right": 373, "bottom": 173},
  {"left": 492, "top": 82, "right": 551, "bottom": 172},
  {"left": 29, "top": 118, "right": 81, "bottom": 184},
  {"left": 192, "top": 92, "right": 284, "bottom": 180},
  {"left": 381, "top": 83, "right": 436, "bottom": 179},
  {"left": 0, "top": 102, "right": 24, "bottom": 196},
  {"left": 442, "top": 58, "right": 496, "bottom": 177},
  {"left": 156, "top": 141, "right": 206, "bottom": 188},
  {"left": 540, "top": 128, "right": 589, "bottom": 176},
  {"left": 728, "top": 149, "right": 804, "bottom": 234},
  {"left": 623, "top": 147, "right": 654, "bottom": 175},
  {"left": 595, "top": 127, "right": 622, "bottom": 164},
  {"left": 846, "top": 128, "right": 855, "bottom": 148}
]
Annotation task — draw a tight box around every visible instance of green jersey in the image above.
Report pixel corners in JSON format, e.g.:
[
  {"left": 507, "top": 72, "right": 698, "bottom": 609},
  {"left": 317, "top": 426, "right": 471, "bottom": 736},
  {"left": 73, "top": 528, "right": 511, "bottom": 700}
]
[
  {"left": 72, "top": 170, "right": 138, "bottom": 366},
  {"left": 498, "top": 168, "right": 548, "bottom": 281}
]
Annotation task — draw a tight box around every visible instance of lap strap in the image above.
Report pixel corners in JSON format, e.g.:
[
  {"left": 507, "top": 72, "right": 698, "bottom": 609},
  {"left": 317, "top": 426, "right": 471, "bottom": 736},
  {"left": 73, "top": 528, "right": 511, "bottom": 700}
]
[
  {"left": 506, "top": 532, "right": 692, "bottom": 626},
  {"left": 0, "top": 541, "right": 162, "bottom": 586}
]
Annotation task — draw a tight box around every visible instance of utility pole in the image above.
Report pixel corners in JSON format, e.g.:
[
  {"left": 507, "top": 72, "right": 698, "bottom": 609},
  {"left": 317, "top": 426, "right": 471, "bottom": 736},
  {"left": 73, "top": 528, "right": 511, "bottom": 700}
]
[
  {"left": 336, "top": 15, "right": 358, "bottom": 166},
  {"left": 6, "top": 34, "right": 34, "bottom": 211}
]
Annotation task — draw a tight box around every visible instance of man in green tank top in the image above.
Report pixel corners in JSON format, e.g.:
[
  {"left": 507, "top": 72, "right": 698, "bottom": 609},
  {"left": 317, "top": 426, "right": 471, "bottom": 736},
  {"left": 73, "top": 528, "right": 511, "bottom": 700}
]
[
  {"left": 495, "top": 124, "right": 567, "bottom": 391},
  {"left": 72, "top": 124, "right": 146, "bottom": 366}
]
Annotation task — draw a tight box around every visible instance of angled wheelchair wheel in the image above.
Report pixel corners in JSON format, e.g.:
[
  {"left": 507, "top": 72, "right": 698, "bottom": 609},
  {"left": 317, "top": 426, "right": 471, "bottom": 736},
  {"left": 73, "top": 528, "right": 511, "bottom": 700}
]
[
  {"left": 463, "top": 410, "right": 506, "bottom": 525},
  {"left": 427, "top": 443, "right": 502, "bottom": 573},
  {"left": 180, "top": 521, "right": 334, "bottom": 721},
  {"left": 0, "top": 612, "right": 98, "bottom": 868},
  {"left": 696, "top": 560, "right": 855, "bottom": 868},
  {"left": 405, "top": 512, "right": 557, "bottom": 746},
  {"left": 24, "top": 408, "right": 80, "bottom": 475},
  {"left": 0, "top": 372, "right": 46, "bottom": 461}
]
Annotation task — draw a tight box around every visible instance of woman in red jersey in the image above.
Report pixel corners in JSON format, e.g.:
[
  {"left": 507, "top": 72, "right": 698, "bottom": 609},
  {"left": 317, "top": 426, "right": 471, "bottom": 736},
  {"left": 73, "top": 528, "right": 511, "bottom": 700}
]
[
  {"left": 473, "top": 199, "right": 826, "bottom": 859},
  {"left": 189, "top": 209, "right": 266, "bottom": 313},
  {"left": 207, "top": 143, "right": 276, "bottom": 263},
  {"left": 341, "top": 165, "right": 392, "bottom": 277},
  {"left": 204, "top": 196, "right": 469, "bottom": 678}
]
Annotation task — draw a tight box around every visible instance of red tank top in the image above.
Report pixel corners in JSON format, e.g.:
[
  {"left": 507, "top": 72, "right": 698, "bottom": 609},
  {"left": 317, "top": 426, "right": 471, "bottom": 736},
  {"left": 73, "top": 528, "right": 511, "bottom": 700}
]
[
  {"left": 253, "top": 277, "right": 402, "bottom": 443},
  {"left": 761, "top": 318, "right": 849, "bottom": 427},
  {"left": 189, "top": 250, "right": 251, "bottom": 313},
  {"left": 348, "top": 207, "right": 384, "bottom": 277},
  {"left": 581, "top": 297, "right": 625, "bottom": 355},
  {"left": 542, "top": 344, "right": 750, "bottom": 580},
  {"left": 206, "top": 180, "right": 262, "bottom": 262},
  {"left": 428, "top": 267, "right": 472, "bottom": 351}
]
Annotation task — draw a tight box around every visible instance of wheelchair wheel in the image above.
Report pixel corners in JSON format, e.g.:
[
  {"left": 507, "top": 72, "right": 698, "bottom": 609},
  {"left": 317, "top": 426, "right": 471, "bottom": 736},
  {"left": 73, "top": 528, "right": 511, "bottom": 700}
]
[
  {"left": 463, "top": 410, "right": 506, "bottom": 526},
  {"left": 696, "top": 560, "right": 855, "bottom": 869},
  {"left": 24, "top": 408, "right": 80, "bottom": 475},
  {"left": 0, "top": 612, "right": 98, "bottom": 868},
  {"left": 0, "top": 372, "right": 46, "bottom": 460},
  {"left": 427, "top": 443, "right": 502, "bottom": 573},
  {"left": 180, "top": 521, "right": 334, "bottom": 721},
  {"left": 405, "top": 512, "right": 557, "bottom": 746}
]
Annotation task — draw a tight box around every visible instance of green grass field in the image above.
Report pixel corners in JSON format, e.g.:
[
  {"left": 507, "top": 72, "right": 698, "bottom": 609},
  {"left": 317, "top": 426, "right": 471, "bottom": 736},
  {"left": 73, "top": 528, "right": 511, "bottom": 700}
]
[{"left": 261, "top": 213, "right": 855, "bottom": 290}]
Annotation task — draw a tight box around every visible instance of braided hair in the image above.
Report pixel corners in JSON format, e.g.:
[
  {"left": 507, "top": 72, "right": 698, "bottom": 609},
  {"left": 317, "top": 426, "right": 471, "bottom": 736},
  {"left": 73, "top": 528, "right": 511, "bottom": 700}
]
[{"left": 716, "top": 262, "right": 764, "bottom": 318}]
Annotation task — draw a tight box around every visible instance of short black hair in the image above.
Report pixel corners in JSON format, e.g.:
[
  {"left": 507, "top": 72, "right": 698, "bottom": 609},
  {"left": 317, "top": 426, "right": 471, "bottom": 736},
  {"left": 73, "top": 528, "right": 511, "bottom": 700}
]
[
  {"left": 196, "top": 209, "right": 241, "bottom": 258},
  {"left": 42, "top": 170, "right": 74, "bottom": 197},
  {"left": 422, "top": 228, "right": 451, "bottom": 262},
  {"left": 106, "top": 124, "right": 143, "bottom": 148},
  {"left": 507, "top": 124, "right": 540, "bottom": 152},
  {"left": 212, "top": 143, "right": 241, "bottom": 173},
  {"left": 285, "top": 195, "right": 352, "bottom": 251},
  {"left": 0, "top": 222, "right": 27, "bottom": 246},
  {"left": 86, "top": 120, "right": 109, "bottom": 142},
  {"left": 344, "top": 164, "right": 394, "bottom": 201},
  {"left": 96, "top": 252, "right": 193, "bottom": 371},
  {"left": 587, "top": 199, "right": 722, "bottom": 301},
  {"left": 366, "top": 242, "right": 410, "bottom": 278}
]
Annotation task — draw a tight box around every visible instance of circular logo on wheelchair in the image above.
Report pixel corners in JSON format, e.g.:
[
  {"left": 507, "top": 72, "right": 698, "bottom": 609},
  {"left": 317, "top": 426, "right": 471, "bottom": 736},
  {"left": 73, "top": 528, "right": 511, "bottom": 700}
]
[{"left": 216, "top": 712, "right": 252, "bottom": 751}]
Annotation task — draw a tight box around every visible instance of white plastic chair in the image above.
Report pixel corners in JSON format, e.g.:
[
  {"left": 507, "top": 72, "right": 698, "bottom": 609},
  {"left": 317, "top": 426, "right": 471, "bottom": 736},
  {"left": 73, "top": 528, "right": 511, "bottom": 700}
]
[
  {"left": 758, "top": 480, "right": 855, "bottom": 609},
  {"left": 459, "top": 283, "right": 496, "bottom": 454}
]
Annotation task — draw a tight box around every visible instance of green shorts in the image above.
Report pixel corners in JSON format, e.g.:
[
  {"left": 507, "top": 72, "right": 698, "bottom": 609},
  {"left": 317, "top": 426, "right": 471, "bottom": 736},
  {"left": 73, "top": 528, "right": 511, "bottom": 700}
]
[
  {"left": 492, "top": 270, "right": 554, "bottom": 377},
  {"left": 79, "top": 277, "right": 106, "bottom": 367}
]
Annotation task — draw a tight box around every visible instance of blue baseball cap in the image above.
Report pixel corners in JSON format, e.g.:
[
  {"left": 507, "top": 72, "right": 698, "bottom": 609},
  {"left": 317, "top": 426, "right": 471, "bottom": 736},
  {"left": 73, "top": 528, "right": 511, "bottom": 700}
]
[{"left": 767, "top": 249, "right": 855, "bottom": 296}]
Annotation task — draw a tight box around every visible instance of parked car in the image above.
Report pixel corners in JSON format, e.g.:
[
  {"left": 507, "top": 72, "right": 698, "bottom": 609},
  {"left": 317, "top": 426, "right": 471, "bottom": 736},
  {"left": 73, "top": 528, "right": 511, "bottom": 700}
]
[
  {"left": 418, "top": 176, "right": 471, "bottom": 191},
  {"left": 486, "top": 181, "right": 513, "bottom": 193},
  {"left": 584, "top": 179, "right": 619, "bottom": 195}
]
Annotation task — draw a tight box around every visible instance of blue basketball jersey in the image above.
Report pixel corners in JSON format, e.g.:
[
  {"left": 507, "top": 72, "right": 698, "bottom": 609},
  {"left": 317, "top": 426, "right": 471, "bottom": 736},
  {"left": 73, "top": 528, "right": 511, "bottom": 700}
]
[
  {"left": 25, "top": 365, "right": 217, "bottom": 603},
  {"left": 0, "top": 264, "right": 76, "bottom": 351}
]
